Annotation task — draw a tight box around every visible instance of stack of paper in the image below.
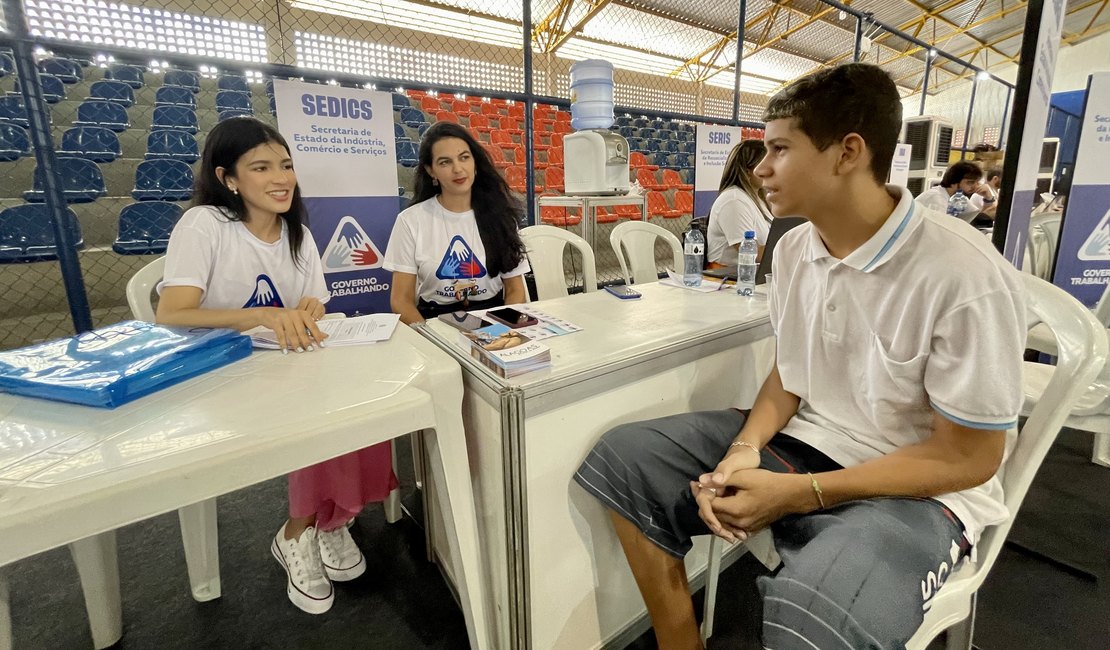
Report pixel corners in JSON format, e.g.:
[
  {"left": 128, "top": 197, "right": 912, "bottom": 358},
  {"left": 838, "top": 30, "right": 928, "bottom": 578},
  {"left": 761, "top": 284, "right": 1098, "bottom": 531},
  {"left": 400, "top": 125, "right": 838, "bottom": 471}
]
[
  {"left": 245, "top": 313, "right": 401, "bottom": 349},
  {"left": 460, "top": 323, "right": 551, "bottom": 378}
]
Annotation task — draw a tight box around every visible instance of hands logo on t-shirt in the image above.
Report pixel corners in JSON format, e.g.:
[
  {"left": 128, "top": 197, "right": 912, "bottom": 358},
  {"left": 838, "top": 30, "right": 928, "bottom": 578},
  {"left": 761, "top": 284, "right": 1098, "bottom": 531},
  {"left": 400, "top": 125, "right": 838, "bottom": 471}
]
[
  {"left": 435, "top": 235, "right": 487, "bottom": 280},
  {"left": 242, "top": 274, "right": 285, "bottom": 308}
]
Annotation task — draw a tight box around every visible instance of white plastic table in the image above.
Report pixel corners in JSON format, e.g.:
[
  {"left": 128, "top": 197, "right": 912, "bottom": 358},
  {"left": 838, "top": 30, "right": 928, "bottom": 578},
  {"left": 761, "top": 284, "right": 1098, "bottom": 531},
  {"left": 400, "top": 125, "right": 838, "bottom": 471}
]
[
  {"left": 0, "top": 326, "right": 489, "bottom": 650},
  {"left": 419, "top": 282, "right": 775, "bottom": 649}
]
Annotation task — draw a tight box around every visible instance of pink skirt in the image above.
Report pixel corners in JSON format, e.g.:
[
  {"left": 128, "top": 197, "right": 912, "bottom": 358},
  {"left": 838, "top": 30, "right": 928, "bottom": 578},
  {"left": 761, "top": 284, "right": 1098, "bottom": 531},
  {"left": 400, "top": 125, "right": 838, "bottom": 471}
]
[{"left": 287, "top": 441, "right": 398, "bottom": 531}]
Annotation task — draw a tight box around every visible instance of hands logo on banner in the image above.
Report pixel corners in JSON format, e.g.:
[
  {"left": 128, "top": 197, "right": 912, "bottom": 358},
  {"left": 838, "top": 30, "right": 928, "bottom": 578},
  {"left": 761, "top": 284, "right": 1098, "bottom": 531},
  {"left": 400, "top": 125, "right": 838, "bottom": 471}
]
[
  {"left": 322, "top": 216, "right": 384, "bottom": 272},
  {"left": 243, "top": 275, "right": 285, "bottom": 308},
  {"left": 1079, "top": 209, "right": 1110, "bottom": 261}
]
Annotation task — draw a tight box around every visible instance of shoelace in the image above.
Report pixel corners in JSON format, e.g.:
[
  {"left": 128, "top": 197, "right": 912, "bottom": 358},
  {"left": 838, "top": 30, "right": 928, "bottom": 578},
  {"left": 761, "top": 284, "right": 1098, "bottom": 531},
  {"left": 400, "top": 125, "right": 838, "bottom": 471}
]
[{"left": 288, "top": 533, "right": 326, "bottom": 583}]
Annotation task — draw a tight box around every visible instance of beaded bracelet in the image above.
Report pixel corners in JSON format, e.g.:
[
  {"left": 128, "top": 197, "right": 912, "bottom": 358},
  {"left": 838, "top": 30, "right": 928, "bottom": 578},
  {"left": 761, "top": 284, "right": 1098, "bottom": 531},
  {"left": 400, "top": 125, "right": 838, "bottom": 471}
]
[{"left": 728, "top": 440, "right": 760, "bottom": 456}]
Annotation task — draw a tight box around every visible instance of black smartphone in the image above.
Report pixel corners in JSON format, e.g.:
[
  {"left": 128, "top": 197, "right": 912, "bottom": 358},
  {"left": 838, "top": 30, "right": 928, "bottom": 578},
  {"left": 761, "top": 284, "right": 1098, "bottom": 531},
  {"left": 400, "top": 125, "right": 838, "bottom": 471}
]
[
  {"left": 485, "top": 307, "right": 540, "bottom": 328},
  {"left": 437, "top": 311, "right": 485, "bottom": 331}
]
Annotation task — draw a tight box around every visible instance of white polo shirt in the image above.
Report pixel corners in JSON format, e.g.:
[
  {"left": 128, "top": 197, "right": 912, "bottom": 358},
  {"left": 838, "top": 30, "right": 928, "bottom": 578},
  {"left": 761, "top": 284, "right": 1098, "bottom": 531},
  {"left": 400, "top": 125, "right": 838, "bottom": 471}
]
[
  {"left": 768, "top": 185, "right": 1026, "bottom": 546},
  {"left": 706, "top": 186, "right": 772, "bottom": 267}
]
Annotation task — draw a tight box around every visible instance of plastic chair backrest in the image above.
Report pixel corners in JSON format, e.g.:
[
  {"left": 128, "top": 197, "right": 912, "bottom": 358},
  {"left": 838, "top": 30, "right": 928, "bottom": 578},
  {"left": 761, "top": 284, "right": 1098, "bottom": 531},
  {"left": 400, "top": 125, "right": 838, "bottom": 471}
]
[
  {"left": 133, "top": 159, "right": 194, "bottom": 200},
  {"left": 126, "top": 256, "right": 167, "bottom": 321},
  {"left": 0, "top": 123, "right": 30, "bottom": 161},
  {"left": 0, "top": 203, "right": 84, "bottom": 263},
  {"left": 392, "top": 93, "right": 409, "bottom": 110},
  {"left": 76, "top": 100, "right": 129, "bottom": 130},
  {"left": 60, "top": 126, "right": 121, "bottom": 162},
  {"left": 106, "top": 64, "right": 145, "bottom": 88},
  {"left": 114, "top": 202, "right": 183, "bottom": 255},
  {"left": 27, "top": 157, "right": 105, "bottom": 202},
  {"left": 545, "top": 166, "right": 564, "bottom": 190},
  {"left": 905, "top": 274, "right": 1107, "bottom": 650},
  {"left": 145, "top": 129, "right": 199, "bottom": 162},
  {"left": 1028, "top": 212, "right": 1062, "bottom": 280},
  {"left": 152, "top": 105, "right": 198, "bottom": 133},
  {"left": 520, "top": 225, "right": 598, "bottom": 301},
  {"left": 163, "top": 69, "right": 200, "bottom": 92},
  {"left": 89, "top": 79, "right": 135, "bottom": 106},
  {"left": 155, "top": 85, "right": 196, "bottom": 108},
  {"left": 399, "top": 107, "right": 425, "bottom": 126},
  {"left": 610, "top": 220, "right": 682, "bottom": 285},
  {"left": 18, "top": 73, "right": 66, "bottom": 102},
  {"left": 39, "top": 57, "right": 80, "bottom": 83},
  {"left": 217, "top": 75, "right": 250, "bottom": 93},
  {"left": 216, "top": 90, "right": 252, "bottom": 112},
  {"left": 397, "top": 140, "right": 419, "bottom": 167},
  {"left": 394, "top": 123, "right": 406, "bottom": 139}
]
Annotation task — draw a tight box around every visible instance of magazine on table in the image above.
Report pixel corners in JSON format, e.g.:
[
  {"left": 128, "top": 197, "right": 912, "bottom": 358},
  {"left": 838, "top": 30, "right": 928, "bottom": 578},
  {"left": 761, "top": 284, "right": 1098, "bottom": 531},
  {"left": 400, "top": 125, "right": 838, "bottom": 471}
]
[{"left": 458, "top": 323, "right": 551, "bottom": 378}]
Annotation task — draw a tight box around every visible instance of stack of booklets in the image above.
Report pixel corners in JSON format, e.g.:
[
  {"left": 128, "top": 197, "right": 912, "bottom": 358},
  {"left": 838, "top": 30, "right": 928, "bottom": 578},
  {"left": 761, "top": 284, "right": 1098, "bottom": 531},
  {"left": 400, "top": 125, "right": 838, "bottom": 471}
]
[{"left": 459, "top": 323, "right": 551, "bottom": 378}]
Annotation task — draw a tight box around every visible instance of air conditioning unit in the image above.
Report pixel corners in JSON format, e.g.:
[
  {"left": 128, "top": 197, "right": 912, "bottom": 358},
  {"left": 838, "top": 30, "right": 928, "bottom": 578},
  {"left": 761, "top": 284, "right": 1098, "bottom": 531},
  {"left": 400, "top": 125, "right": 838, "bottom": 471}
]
[
  {"left": 902, "top": 116, "right": 953, "bottom": 197},
  {"left": 1038, "top": 137, "right": 1060, "bottom": 195}
]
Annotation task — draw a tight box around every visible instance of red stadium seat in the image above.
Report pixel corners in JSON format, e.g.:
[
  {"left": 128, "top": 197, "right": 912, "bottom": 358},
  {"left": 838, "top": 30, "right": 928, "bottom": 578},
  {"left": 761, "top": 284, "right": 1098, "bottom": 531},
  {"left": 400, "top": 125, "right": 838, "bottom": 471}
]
[
  {"left": 662, "top": 169, "right": 693, "bottom": 191},
  {"left": 637, "top": 168, "right": 666, "bottom": 191},
  {"left": 647, "top": 191, "right": 681, "bottom": 218}
]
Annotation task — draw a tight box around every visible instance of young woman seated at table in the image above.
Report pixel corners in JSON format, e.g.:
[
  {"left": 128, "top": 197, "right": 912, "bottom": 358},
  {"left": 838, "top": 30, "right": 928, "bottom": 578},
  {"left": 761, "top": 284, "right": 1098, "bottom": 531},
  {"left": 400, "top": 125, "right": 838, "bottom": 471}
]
[
  {"left": 156, "top": 117, "right": 396, "bottom": 616},
  {"left": 384, "top": 121, "right": 530, "bottom": 324},
  {"left": 706, "top": 139, "right": 774, "bottom": 268}
]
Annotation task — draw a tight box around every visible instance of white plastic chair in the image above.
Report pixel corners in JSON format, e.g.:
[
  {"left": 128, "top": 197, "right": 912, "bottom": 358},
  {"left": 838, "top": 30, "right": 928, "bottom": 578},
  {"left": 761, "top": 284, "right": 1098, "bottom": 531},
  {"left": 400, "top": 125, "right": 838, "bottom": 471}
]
[
  {"left": 700, "top": 274, "right": 1108, "bottom": 649},
  {"left": 520, "top": 224, "right": 598, "bottom": 300},
  {"left": 609, "top": 220, "right": 682, "bottom": 286},
  {"left": 124, "top": 257, "right": 403, "bottom": 604},
  {"left": 1025, "top": 212, "right": 1062, "bottom": 280}
]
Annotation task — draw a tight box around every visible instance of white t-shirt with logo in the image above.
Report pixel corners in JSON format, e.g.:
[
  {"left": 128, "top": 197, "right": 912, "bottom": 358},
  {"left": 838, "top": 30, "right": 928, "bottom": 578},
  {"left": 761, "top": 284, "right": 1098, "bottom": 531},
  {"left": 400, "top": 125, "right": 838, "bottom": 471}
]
[
  {"left": 158, "top": 205, "right": 329, "bottom": 312},
  {"left": 382, "top": 197, "right": 530, "bottom": 305},
  {"left": 706, "top": 186, "right": 772, "bottom": 267}
]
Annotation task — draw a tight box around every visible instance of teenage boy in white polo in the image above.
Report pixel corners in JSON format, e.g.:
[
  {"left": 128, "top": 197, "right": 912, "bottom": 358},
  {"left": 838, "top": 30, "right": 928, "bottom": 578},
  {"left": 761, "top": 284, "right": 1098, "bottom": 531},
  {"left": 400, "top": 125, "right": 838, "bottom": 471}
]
[{"left": 574, "top": 63, "right": 1025, "bottom": 650}]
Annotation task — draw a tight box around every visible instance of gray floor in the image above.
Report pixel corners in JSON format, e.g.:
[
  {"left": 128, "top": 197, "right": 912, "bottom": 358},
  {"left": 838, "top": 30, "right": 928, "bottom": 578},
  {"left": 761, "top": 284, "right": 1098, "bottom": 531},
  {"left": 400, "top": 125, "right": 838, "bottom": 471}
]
[{"left": 7, "top": 431, "right": 1108, "bottom": 649}]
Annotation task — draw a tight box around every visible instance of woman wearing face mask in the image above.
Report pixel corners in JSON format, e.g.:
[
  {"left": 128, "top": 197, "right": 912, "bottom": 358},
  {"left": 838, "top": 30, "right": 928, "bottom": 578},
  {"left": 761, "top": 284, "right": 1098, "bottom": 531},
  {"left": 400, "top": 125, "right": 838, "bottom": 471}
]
[
  {"left": 157, "top": 117, "right": 396, "bottom": 615},
  {"left": 706, "top": 139, "right": 774, "bottom": 267},
  {"left": 384, "top": 121, "right": 529, "bottom": 324}
]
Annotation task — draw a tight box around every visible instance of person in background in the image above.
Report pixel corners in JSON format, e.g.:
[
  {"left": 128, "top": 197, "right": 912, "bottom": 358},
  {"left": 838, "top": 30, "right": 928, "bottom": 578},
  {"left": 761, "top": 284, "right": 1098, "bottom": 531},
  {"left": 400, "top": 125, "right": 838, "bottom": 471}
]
[
  {"left": 574, "top": 63, "right": 1024, "bottom": 649},
  {"left": 914, "top": 160, "right": 985, "bottom": 221},
  {"left": 972, "top": 168, "right": 1002, "bottom": 226},
  {"left": 384, "top": 121, "right": 529, "bottom": 324},
  {"left": 706, "top": 140, "right": 774, "bottom": 267},
  {"left": 157, "top": 117, "right": 396, "bottom": 615}
]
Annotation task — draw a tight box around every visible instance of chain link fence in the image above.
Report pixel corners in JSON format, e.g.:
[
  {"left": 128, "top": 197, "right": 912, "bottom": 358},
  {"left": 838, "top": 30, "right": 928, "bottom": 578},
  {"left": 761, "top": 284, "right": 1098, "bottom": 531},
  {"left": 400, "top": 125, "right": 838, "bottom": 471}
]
[{"left": 0, "top": 0, "right": 1015, "bottom": 350}]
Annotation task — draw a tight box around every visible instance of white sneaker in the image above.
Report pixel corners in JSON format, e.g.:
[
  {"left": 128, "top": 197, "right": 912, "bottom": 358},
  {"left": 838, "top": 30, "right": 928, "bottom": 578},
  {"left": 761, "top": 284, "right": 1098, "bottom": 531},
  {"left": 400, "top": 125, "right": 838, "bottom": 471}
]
[
  {"left": 271, "top": 524, "right": 334, "bottom": 614},
  {"left": 317, "top": 524, "right": 366, "bottom": 582}
]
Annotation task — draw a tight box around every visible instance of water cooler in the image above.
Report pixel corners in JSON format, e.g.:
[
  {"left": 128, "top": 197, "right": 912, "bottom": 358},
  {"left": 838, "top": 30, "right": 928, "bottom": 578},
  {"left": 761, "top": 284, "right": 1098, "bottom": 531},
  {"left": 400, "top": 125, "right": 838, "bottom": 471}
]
[{"left": 562, "top": 59, "right": 630, "bottom": 196}]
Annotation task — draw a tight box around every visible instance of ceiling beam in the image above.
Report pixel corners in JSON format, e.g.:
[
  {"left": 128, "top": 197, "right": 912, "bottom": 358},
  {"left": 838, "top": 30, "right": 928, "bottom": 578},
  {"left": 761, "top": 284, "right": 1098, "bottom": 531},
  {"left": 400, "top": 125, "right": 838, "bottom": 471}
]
[
  {"left": 903, "top": 0, "right": 1015, "bottom": 61},
  {"left": 549, "top": 0, "right": 615, "bottom": 53},
  {"left": 702, "top": 5, "right": 842, "bottom": 84}
]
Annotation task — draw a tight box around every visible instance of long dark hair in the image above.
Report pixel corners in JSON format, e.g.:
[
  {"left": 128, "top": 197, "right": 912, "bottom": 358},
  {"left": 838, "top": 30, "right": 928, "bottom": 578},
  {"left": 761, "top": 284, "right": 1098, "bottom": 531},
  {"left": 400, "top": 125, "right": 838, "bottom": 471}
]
[
  {"left": 718, "top": 139, "right": 772, "bottom": 224},
  {"left": 194, "top": 116, "right": 308, "bottom": 265},
  {"left": 412, "top": 121, "right": 525, "bottom": 277}
]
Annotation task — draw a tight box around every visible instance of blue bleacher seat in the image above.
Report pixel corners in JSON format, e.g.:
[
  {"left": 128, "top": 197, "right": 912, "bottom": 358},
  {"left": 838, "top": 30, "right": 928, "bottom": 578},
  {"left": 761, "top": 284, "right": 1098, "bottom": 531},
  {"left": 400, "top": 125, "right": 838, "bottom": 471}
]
[
  {"left": 398, "top": 186, "right": 405, "bottom": 196},
  {"left": 0, "top": 53, "right": 13, "bottom": 77},
  {"left": 671, "top": 152, "right": 692, "bottom": 169},
  {"left": 615, "top": 116, "right": 632, "bottom": 127},
  {"left": 216, "top": 90, "right": 252, "bottom": 114},
  {"left": 264, "top": 79, "right": 275, "bottom": 96},
  {"left": 146, "top": 129, "right": 198, "bottom": 163},
  {"left": 74, "top": 100, "right": 129, "bottom": 131},
  {"left": 644, "top": 139, "right": 662, "bottom": 152},
  {"left": 637, "top": 128, "right": 656, "bottom": 139},
  {"left": 219, "top": 110, "right": 253, "bottom": 122},
  {"left": 658, "top": 140, "right": 678, "bottom": 153},
  {"left": 675, "top": 131, "right": 691, "bottom": 142},
  {"left": 394, "top": 123, "right": 406, "bottom": 140},
  {"left": 154, "top": 86, "right": 196, "bottom": 109},
  {"left": 618, "top": 126, "right": 636, "bottom": 138},
  {"left": 163, "top": 69, "right": 200, "bottom": 93},
  {"left": 105, "top": 64, "right": 145, "bottom": 89},
  {"left": 38, "top": 58, "right": 81, "bottom": 83},
  {"left": 392, "top": 93, "right": 409, "bottom": 111},
  {"left": 0, "top": 123, "right": 31, "bottom": 161},
  {"left": 132, "top": 159, "right": 194, "bottom": 201},
  {"left": 678, "top": 141, "right": 695, "bottom": 154},
  {"left": 397, "top": 140, "right": 419, "bottom": 167},
  {"left": 0, "top": 203, "right": 84, "bottom": 263},
  {"left": 650, "top": 120, "right": 666, "bottom": 130},
  {"left": 632, "top": 118, "right": 649, "bottom": 128},
  {"left": 24, "top": 157, "right": 106, "bottom": 203},
  {"left": 625, "top": 137, "right": 644, "bottom": 152},
  {"left": 679, "top": 168, "right": 694, "bottom": 185},
  {"left": 400, "top": 107, "right": 427, "bottom": 129},
  {"left": 152, "top": 106, "right": 198, "bottom": 134},
  {"left": 418, "top": 123, "right": 431, "bottom": 137},
  {"left": 13, "top": 74, "right": 66, "bottom": 103},
  {"left": 59, "top": 126, "right": 121, "bottom": 163},
  {"left": 651, "top": 152, "right": 670, "bottom": 168},
  {"left": 88, "top": 79, "right": 135, "bottom": 107},
  {"left": 657, "top": 129, "right": 676, "bottom": 141},
  {"left": 113, "top": 201, "right": 183, "bottom": 255},
  {"left": 217, "top": 75, "right": 250, "bottom": 93},
  {"left": 269, "top": 95, "right": 276, "bottom": 116},
  {"left": 0, "top": 96, "right": 29, "bottom": 128}
]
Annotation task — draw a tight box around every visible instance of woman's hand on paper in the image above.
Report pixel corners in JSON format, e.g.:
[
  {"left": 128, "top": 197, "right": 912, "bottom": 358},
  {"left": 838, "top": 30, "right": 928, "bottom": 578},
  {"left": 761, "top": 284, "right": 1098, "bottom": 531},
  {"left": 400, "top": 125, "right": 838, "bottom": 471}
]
[
  {"left": 295, "top": 297, "right": 326, "bottom": 321},
  {"left": 256, "top": 307, "right": 328, "bottom": 353}
]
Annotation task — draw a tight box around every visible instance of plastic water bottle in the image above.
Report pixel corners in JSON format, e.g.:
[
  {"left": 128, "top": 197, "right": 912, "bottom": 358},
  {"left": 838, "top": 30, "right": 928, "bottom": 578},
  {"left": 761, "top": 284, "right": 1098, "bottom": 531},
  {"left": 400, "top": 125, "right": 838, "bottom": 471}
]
[
  {"left": 736, "top": 231, "right": 757, "bottom": 296},
  {"left": 946, "top": 191, "right": 970, "bottom": 218},
  {"left": 683, "top": 227, "right": 705, "bottom": 287}
]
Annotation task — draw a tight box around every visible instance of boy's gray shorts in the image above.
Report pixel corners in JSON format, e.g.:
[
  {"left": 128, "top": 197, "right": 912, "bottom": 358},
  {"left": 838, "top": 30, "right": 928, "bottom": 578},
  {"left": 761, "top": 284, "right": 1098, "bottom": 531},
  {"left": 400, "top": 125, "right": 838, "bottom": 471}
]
[{"left": 574, "top": 409, "right": 971, "bottom": 650}]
